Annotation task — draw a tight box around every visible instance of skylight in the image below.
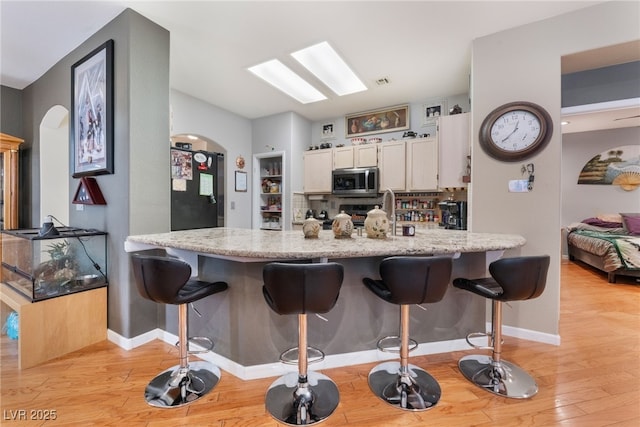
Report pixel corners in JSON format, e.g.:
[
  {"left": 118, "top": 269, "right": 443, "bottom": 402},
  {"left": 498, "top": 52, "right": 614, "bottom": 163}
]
[
  {"left": 248, "top": 59, "right": 327, "bottom": 104},
  {"left": 291, "top": 41, "right": 367, "bottom": 96}
]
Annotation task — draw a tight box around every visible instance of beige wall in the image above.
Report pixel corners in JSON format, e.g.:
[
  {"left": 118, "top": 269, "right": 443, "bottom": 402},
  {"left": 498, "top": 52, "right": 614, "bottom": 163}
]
[{"left": 470, "top": 1, "right": 639, "bottom": 337}]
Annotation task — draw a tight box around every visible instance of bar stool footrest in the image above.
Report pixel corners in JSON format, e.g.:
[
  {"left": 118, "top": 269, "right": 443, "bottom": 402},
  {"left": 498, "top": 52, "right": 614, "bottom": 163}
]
[
  {"left": 465, "top": 332, "right": 494, "bottom": 350},
  {"left": 279, "top": 346, "right": 325, "bottom": 365},
  {"left": 174, "top": 336, "right": 214, "bottom": 355},
  {"left": 377, "top": 335, "right": 418, "bottom": 354}
]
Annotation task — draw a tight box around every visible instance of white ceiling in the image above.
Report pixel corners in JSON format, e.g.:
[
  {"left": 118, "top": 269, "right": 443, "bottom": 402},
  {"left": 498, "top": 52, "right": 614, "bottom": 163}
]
[{"left": 1, "top": 0, "right": 637, "bottom": 132}]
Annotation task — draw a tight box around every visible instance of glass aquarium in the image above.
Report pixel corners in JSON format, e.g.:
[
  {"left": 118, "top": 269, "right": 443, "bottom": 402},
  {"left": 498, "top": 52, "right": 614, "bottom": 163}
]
[{"left": 1, "top": 227, "right": 107, "bottom": 302}]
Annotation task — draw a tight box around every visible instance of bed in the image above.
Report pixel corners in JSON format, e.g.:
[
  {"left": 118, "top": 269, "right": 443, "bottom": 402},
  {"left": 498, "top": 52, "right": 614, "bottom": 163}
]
[{"left": 567, "top": 213, "right": 640, "bottom": 283}]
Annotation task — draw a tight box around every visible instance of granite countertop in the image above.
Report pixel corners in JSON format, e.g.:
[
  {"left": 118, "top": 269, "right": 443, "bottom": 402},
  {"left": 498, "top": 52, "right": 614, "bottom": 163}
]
[{"left": 126, "top": 227, "right": 526, "bottom": 260}]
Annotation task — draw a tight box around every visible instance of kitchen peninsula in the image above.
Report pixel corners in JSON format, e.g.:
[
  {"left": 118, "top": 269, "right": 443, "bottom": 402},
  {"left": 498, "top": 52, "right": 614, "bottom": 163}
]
[{"left": 125, "top": 227, "right": 525, "bottom": 379}]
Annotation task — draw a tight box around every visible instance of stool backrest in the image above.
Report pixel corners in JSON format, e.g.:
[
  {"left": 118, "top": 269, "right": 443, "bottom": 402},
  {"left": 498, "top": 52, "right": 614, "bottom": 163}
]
[
  {"left": 263, "top": 262, "right": 344, "bottom": 315},
  {"left": 131, "top": 254, "right": 191, "bottom": 304},
  {"left": 489, "top": 255, "right": 550, "bottom": 301},
  {"left": 379, "top": 256, "right": 452, "bottom": 305}
]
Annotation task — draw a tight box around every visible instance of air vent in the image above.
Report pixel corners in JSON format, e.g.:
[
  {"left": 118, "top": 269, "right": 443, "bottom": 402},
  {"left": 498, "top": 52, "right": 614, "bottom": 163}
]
[{"left": 375, "top": 77, "right": 390, "bottom": 86}]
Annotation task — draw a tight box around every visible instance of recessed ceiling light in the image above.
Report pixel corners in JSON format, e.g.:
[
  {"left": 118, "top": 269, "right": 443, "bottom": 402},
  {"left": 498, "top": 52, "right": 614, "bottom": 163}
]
[
  {"left": 291, "top": 41, "right": 367, "bottom": 96},
  {"left": 248, "top": 59, "right": 327, "bottom": 104}
]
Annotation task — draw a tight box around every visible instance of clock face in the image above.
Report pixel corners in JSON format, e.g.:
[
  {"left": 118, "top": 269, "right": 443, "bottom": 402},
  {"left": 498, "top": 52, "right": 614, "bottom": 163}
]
[
  {"left": 490, "top": 110, "right": 541, "bottom": 152},
  {"left": 479, "top": 102, "right": 553, "bottom": 162}
]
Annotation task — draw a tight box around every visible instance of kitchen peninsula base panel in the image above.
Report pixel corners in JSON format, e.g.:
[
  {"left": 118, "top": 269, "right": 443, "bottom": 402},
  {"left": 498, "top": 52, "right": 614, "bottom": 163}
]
[{"left": 160, "top": 253, "right": 487, "bottom": 370}]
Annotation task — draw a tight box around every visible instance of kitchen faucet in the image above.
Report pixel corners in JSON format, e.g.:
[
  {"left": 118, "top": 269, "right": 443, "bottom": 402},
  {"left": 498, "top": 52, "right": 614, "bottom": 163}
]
[{"left": 381, "top": 188, "right": 396, "bottom": 236}]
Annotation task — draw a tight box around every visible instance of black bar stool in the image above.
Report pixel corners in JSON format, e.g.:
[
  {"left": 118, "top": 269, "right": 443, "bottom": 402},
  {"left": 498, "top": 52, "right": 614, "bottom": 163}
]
[
  {"left": 262, "top": 262, "right": 344, "bottom": 426},
  {"left": 131, "top": 254, "right": 228, "bottom": 408},
  {"left": 453, "top": 255, "right": 550, "bottom": 399},
  {"left": 362, "top": 256, "right": 452, "bottom": 411}
]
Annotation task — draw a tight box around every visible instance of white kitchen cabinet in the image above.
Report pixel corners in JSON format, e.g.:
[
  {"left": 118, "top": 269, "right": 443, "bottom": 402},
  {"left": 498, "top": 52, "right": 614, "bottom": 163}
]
[
  {"left": 406, "top": 137, "right": 438, "bottom": 191},
  {"left": 378, "top": 140, "right": 406, "bottom": 191},
  {"left": 333, "top": 144, "right": 377, "bottom": 169},
  {"left": 333, "top": 146, "right": 354, "bottom": 169},
  {"left": 438, "top": 112, "right": 470, "bottom": 188},
  {"left": 303, "top": 149, "right": 332, "bottom": 193},
  {"left": 355, "top": 144, "right": 377, "bottom": 167}
]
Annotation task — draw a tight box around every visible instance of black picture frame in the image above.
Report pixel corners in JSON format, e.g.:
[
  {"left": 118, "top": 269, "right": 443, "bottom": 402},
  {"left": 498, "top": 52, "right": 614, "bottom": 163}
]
[{"left": 71, "top": 39, "right": 114, "bottom": 177}]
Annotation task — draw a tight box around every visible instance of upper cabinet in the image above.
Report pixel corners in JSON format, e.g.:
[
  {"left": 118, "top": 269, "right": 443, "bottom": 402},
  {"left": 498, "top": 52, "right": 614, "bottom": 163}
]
[
  {"left": 354, "top": 144, "right": 377, "bottom": 168},
  {"left": 406, "top": 137, "right": 438, "bottom": 191},
  {"left": 333, "top": 146, "right": 354, "bottom": 170},
  {"left": 438, "top": 113, "right": 470, "bottom": 188},
  {"left": 303, "top": 149, "right": 332, "bottom": 193},
  {"left": 333, "top": 144, "right": 378, "bottom": 169},
  {"left": 0, "top": 133, "right": 24, "bottom": 230},
  {"left": 378, "top": 140, "right": 406, "bottom": 191}
]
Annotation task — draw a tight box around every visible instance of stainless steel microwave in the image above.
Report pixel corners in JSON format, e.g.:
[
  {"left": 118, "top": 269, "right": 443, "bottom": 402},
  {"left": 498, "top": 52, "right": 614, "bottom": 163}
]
[{"left": 332, "top": 167, "right": 378, "bottom": 196}]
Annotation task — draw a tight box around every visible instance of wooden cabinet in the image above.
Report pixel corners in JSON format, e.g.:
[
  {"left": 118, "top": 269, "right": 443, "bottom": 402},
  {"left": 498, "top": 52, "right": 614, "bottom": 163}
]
[
  {"left": 379, "top": 138, "right": 438, "bottom": 192},
  {"left": 378, "top": 140, "right": 406, "bottom": 191},
  {"left": 355, "top": 144, "right": 377, "bottom": 167},
  {"left": 333, "top": 144, "right": 377, "bottom": 169},
  {"left": 406, "top": 137, "right": 438, "bottom": 191},
  {"left": 0, "top": 133, "right": 23, "bottom": 230},
  {"left": 303, "top": 149, "right": 332, "bottom": 193},
  {"left": 333, "top": 146, "right": 354, "bottom": 169},
  {"left": 438, "top": 113, "right": 470, "bottom": 188}
]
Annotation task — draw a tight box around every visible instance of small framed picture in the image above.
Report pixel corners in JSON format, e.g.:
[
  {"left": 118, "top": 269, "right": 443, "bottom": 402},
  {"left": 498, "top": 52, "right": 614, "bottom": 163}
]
[
  {"left": 235, "top": 170, "right": 247, "bottom": 192},
  {"left": 321, "top": 122, "right": 335, "bottom": 140},
  {"left": 422, "top": 100, "right": 447, "bottom": 127}
]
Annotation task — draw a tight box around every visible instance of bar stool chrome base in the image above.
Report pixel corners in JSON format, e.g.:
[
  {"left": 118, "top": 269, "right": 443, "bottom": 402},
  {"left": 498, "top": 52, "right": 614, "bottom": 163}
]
[
  {"left": 458, "top": 355, "right": 538, "bottom": 399},
  {"left": 368, "top": 361, "right": 441, "bottom": 411},
  {"left": 265, "top": 371, "right": 340, "bottom": 425},
  {"left": 144, "top": 361, "right": 221, "bottom": 408}
]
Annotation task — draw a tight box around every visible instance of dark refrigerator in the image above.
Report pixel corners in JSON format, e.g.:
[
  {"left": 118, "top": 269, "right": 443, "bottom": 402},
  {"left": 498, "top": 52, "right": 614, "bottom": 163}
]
[{"left": 170, "top": 148, "right": 224, "bottom": 231}]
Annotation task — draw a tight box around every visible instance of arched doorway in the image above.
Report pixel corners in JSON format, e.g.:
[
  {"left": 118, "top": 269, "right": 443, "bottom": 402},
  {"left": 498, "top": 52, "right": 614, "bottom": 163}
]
[{"left": 40, "top": 105, "right": 70, "bottom": 225}]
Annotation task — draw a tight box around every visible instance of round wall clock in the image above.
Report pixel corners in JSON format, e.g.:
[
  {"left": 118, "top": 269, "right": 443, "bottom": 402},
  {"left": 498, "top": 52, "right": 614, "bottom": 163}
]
[{"left": 479, "top": 101, "right": 553, "bottom": 162}]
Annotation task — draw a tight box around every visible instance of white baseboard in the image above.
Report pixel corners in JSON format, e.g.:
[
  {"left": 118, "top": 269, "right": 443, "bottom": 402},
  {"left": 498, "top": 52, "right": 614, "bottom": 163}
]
[
  {"left": 107, "top": 327, "right": 559, "bottom": 380},
  {"left": 501, "top": 324, "right": 561, "bottom": 346}
]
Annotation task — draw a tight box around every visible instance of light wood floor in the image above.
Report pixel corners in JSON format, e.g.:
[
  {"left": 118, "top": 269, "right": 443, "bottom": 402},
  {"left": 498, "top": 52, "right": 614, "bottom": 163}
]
[{"left": 1, "top": 261, "right": 639, "bottom": 426}]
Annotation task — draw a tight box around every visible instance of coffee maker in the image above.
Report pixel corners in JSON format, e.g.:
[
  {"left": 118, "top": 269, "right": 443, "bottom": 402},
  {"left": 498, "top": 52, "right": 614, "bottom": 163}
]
[{"left": 439, "top": 200, "right": 467, "bottom": 230}]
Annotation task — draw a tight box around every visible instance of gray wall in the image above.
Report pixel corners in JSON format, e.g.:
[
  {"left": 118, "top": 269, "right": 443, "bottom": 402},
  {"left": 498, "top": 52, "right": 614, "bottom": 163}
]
[
  {"left": 20, "top": 9, "right": 170, "bottom": 338},
  {"left": 562, "top": 61, "right": 640, "bottom": 107},
  {"left": 252, "top": 111, "right": 311, "bottom": 227},
  {"left": 170, "top": 89, "right": 254, "bottom": 229},
  {"left": 470, "top": 1, "right": 639, "bottom": 336}
]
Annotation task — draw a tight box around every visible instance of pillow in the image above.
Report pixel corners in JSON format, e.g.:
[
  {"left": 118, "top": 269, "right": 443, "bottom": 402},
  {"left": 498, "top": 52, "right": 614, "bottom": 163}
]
[
  {"left": 597, "top": 213, "right": 623, "bottom": 223},
  {"left": 620, "top": 213, "right": 640, "bottom": 236},
  {"left": 582, "top": 217, "right": 623, "bottom": 228}
]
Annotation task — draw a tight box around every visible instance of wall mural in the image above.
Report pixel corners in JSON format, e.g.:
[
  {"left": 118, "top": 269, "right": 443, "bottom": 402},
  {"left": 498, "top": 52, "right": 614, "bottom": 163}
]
[{"left": 578, "top": 145, "right": 640, "bottom": 191}]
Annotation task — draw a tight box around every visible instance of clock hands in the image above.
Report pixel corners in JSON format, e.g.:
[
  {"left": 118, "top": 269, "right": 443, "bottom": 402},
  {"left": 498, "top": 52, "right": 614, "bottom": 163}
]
[{"left": 501, "top": 121, "right": 520, "bottom": 142}]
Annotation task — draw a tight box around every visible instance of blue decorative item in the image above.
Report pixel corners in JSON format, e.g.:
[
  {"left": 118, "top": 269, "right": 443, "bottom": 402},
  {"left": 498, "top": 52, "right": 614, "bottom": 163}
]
[{"left": 4, "top": 311, "right": 19, "bottom": 340}]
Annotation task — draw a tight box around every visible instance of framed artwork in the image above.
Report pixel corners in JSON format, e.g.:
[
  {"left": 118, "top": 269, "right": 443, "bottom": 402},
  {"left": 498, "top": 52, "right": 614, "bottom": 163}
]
[
  {"left": 321, "top": 122, "right": 335, "bottom": 140},
  {"left": 235, "top": 171, "right": 247, "bottom": 192},
  {"left": 422, "top": 100, "right": 447, "bottom": 126},
  {"left": 71, "top": 39, "right": 114, "bottom": 177},
  {"left": 345, "top": 104, "right": 409, "bottom": 138}
]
